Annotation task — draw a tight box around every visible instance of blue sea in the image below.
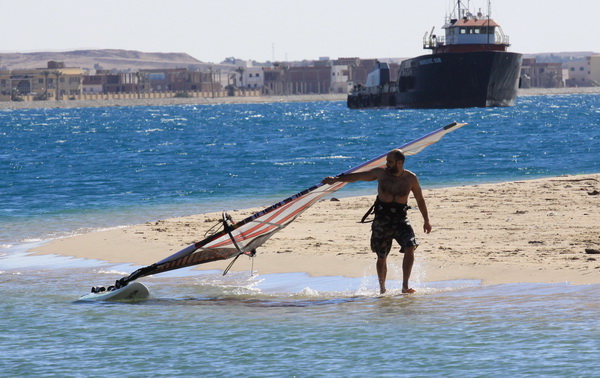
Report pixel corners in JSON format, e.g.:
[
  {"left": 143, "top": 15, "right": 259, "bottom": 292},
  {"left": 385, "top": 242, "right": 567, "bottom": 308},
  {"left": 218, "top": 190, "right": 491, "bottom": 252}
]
[{"left": 1, "top": 94, "right": 599, "bottom": 376}]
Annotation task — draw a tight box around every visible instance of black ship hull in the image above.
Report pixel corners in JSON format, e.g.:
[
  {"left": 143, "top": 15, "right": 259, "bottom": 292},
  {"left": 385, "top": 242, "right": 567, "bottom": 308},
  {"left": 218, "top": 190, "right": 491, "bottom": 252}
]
[{"left": 348, "top": 51, "right": 522, "bottom": 109}]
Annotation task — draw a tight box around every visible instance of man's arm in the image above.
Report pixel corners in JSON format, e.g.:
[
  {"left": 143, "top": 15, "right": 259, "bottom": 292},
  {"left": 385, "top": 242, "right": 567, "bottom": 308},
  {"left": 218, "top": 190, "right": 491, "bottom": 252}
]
[
  {"left": 322, "top": 169, "right": 380, "bottom": 185},
  {"left": 411, "top": 177, "right": 432, "bottom": 234}
]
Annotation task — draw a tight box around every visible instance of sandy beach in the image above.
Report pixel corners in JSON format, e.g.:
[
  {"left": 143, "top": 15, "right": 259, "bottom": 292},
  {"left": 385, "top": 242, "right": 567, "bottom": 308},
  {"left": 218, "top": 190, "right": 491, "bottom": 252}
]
[
  {"left": 1, "top": 87, "right": 599, "bottom": 110},
  {"left": 32, "top": 173, "right": 600, "bottom": 286},
  {"left": 0, "top": 93, "right": 348, "bottom": 110}
]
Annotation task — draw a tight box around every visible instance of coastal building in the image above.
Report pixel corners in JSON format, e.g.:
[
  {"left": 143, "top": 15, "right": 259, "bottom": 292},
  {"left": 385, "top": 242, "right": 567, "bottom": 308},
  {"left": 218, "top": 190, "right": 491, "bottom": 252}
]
[
  {"left": 0, "top": 61, "right": 83, "bottom": 100},
  {"left": 285, "top": 65, "right": 331, "bottom": 94},
  {"left": 0, "top": 70, "right": 14, "bottom": 100},
  {"left": 233, "top": 60, "right": 264, "bottom": 90},
  {"left": 520, "top": 58, "right": 564, "bottom": 88},
  {"left": 137, "top": 68, "right": 222, "bottom": 93},
  {"left": 330, "top": 65, "right": 350, "bottom": 94},
  {"left": 334, "top": 58, "right": 399, "bottom": 90},
  {"left": 82, "top": 73, "right": 105, "bottom": 94},
  {"left": 262, "top": 59, "right": 387, "bottom": 95},
  {"left": 565, "top": 55, "right": 600, "bottom": 87}
]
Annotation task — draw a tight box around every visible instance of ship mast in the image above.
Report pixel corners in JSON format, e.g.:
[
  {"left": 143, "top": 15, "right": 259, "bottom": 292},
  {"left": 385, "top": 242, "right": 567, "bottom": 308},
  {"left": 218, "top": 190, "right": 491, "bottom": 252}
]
[
  {"left": 456, "top": 0, "right": 468, "bottom": 19},
  {"left": 487, "top": 0, "right": 491, "bottom": 45}
]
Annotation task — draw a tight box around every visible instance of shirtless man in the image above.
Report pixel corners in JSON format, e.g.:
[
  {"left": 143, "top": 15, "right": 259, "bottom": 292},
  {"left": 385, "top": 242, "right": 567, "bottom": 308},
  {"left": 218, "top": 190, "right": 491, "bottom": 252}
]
[{"left": 322, "top": 149, "right": 431, "bottom": 294}]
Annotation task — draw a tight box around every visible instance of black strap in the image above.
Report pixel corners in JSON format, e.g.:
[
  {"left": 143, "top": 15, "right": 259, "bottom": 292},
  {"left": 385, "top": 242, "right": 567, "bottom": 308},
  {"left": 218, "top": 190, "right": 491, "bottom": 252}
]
[
  {"left": 360, "top": 203, "right": 376, "bottom": 223},
  {"left": 221, "top": 213, "right": 256, "bottom": 276},
  {"left": 223, "top": 253, "right": 243, "bottom": 276},
  {"left": 360, "top": 197, "right": 411, "bottom": 223}
]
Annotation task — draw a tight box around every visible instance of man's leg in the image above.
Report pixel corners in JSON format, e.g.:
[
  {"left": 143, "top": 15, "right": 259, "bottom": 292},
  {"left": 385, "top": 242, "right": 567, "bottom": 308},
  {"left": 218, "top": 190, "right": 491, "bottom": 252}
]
[
  {"left": 402, "top": 246, "right": 415, "bottom": 293},
  {"left": 376, "top": 255, "right": 387, "bottom": 294}
]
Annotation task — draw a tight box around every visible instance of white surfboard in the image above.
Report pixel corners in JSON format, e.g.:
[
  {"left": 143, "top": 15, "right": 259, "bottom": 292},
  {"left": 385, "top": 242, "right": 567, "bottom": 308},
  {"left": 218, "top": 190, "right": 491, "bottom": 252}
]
[{"left": 79, "top": 281, "right": 150, "bottom": 302}]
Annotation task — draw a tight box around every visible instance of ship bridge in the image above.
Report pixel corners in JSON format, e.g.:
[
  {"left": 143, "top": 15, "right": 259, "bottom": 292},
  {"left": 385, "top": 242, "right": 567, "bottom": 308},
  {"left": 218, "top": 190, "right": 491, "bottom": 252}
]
[{"left": 423, "top": 11, "right": 511, "bottom": 53}]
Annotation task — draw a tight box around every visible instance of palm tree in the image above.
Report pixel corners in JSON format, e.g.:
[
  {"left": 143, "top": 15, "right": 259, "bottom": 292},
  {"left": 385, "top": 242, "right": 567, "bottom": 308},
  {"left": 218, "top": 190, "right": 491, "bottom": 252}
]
[
  {"left": 42, "top": 71, "right": 51, "bottom": 99},
  {"left": 235, "top": 67, "right": 245, "bottom": 89},
  {"left": 54, "top": 71, "right": 63, "bottom": 100},
  {"left": 281, "top": 64, "right": 290, "bottom": 95},
  {"left": 135, "top": 71, "right": 147, "bottom": 98}
]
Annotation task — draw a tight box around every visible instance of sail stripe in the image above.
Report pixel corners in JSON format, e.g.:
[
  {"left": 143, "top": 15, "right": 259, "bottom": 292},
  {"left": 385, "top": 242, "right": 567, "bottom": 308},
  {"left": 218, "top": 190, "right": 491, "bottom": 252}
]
[{"left": 206, "top": 184, "right": 337, "bottom": 249}]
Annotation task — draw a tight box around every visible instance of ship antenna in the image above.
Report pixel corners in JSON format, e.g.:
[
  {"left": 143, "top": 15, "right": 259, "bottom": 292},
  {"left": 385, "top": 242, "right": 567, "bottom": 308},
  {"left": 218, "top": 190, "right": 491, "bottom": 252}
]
[{"left": 487, "top": 0, "right": 492, "bottom": 45}]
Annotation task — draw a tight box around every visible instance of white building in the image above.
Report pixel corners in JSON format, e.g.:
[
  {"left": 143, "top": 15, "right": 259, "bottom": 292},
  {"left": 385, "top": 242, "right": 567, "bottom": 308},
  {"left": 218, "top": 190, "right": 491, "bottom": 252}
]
[
  {"left": 330, "top": 65, "right": 351, "bottom": 94},
  {"left": 233, "top": 60, "right": 264, "bottom": 89}
]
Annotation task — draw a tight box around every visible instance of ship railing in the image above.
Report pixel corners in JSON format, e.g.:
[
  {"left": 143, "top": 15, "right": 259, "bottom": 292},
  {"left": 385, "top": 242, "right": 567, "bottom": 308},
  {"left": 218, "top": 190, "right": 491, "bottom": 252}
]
[
  {"left": 424, "top": 32, "right": 511, "bottom": 48},
  {"left": 423, "top": 33, "right": 446, "bottom": 49},
  {"left": 495, "top": 31, "right": 510, "bottom": 46}
]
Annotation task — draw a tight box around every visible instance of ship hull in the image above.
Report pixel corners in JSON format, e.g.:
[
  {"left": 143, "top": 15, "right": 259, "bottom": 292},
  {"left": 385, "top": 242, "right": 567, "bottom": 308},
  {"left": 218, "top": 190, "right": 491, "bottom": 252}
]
[{"left": 348, "top": 51, "right": 522, "bottom": 109}]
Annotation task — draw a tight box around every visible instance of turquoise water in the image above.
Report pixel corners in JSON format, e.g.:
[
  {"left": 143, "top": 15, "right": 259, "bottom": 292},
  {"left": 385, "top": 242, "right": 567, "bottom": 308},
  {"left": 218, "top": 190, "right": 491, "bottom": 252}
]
[{"left": 1, "top": 95, "right": 600, "bottom": 375}]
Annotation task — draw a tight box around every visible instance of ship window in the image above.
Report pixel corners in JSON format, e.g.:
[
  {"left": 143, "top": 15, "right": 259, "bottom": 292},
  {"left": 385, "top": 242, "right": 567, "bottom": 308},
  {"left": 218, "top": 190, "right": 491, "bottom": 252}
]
[
  {"left": 474, "top": 28, "right": 480, "bottom": 34},
  {"left": 460, "top": 27, "right": 467, "bottom": 34}
]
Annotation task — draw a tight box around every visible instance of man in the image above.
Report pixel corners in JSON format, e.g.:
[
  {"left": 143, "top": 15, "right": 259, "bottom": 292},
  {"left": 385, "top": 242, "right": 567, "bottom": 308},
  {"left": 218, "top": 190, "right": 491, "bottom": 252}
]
[{"left": 322, "top": 149, "right": 431, "bottom": 294}]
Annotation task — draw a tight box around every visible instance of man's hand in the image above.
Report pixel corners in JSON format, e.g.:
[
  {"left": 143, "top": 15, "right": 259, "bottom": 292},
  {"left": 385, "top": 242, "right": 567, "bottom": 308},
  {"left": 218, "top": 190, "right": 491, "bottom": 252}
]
[
  {"left": 322, "top": 176, "right": 338, "bottom": 185},
  {"left": 423, "top": 221, "right": 432, "bottom": 234}
]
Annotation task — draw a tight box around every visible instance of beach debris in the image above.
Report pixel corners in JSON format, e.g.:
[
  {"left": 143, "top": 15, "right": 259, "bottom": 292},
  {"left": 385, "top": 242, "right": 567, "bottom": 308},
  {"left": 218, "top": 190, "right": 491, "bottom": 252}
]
[
  {"left": 585, "top": 248, "right": 600, "bottom": 254},
  {"left": 587, "top": 190, "right": 599, "bottom": 195},
  {"left": 330, "top": 197, "right": 340, "bottom": 201}
]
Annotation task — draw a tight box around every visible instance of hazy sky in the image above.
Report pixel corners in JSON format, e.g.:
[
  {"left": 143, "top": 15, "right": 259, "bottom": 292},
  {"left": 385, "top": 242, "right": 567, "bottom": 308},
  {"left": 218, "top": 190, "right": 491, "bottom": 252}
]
[{"left": 2, "top": 0, "right": 598, "bottom": 63}]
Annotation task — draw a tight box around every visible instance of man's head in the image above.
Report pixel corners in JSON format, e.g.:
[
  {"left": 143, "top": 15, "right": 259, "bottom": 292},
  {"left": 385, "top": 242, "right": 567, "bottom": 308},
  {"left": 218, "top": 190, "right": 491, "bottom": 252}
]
[{"left": 386, "top": 149, "right": 406, "bottom": 174}]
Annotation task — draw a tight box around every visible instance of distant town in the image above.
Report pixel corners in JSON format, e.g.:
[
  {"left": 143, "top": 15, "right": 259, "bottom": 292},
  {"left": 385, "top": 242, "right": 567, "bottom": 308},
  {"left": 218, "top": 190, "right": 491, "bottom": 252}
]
[{"left": 1, "top": 51, "right": 599, "bottom": 103}]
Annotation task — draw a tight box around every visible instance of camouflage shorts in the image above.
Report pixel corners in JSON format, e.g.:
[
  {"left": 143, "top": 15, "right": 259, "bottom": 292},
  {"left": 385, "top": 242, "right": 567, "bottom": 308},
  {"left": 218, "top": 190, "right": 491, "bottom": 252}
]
[{"left": 370, "top": 214, "right": 418, "bottom": 259}]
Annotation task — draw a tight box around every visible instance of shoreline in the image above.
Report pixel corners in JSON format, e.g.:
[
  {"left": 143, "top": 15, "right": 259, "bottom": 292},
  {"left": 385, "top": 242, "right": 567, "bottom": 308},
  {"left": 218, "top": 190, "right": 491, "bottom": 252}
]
[
  {"left": 0, "top": 93, "right": 347, "bottom": 110},
  {"left": 31, "top": 173, "right": 600, "bottom": 286},
  {"left": 1, "top": 87, "right": 599, "bottom": 110}
]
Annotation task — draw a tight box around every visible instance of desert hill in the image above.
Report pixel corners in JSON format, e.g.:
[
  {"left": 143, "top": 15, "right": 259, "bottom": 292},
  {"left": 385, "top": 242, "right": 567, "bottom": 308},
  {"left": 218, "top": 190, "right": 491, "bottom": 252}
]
[{"left": 0, "top": 49, "right": 232, "bottom": 71}]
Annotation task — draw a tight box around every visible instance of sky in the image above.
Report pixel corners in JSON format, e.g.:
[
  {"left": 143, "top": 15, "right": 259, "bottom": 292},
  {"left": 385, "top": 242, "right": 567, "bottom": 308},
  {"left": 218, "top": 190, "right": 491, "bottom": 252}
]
[{"left": 1, "top": 0, "right": 598, "bottom": 63}]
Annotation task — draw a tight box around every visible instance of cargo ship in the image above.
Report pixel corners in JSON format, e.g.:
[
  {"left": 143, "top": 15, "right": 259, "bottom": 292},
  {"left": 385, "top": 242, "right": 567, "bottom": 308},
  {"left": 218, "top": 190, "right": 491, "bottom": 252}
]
[{"left": 347, "top": 1, "right": 522, "bottom": 109}]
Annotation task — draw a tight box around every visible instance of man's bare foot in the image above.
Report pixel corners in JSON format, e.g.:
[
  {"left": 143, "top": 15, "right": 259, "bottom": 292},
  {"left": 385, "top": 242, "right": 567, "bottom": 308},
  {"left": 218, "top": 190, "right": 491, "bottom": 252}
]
[
  {"left": 402, "top": 288, "right": 416, "bottom": 294},
  {"left": 380, "top": 288, "right": 387, "bottom": 294}
]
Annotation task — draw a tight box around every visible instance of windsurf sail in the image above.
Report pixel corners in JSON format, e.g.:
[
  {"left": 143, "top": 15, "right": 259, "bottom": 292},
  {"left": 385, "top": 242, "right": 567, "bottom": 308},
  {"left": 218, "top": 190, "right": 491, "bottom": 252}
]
[{"left": 114, "top": 122, "right": 466, "bottom": 288}]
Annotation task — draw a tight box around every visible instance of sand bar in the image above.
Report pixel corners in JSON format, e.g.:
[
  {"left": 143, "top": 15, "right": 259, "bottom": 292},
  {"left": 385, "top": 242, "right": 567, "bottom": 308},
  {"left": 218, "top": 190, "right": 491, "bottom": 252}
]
[{"left": 32, "top": 174, "right": 600, "bottom": 285}]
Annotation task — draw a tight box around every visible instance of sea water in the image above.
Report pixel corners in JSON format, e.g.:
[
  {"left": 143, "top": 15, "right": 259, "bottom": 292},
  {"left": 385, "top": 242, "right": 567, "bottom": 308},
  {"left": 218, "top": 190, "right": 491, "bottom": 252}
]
[{"left": 1, "top": 94, "right": 599, "bottom": 376}]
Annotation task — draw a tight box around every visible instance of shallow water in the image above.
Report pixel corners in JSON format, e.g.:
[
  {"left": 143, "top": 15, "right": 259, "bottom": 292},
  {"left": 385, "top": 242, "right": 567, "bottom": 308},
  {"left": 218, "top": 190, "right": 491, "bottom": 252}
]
[{"left": 2, "top": 250, "right": 599, "bottom": 376}]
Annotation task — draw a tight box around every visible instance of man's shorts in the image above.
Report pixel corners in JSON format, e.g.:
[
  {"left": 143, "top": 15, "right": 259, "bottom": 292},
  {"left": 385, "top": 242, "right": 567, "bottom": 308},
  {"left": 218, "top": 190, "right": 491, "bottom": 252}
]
[{"left": 370, "top": 214, "right": 418, "bottom": 259}]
